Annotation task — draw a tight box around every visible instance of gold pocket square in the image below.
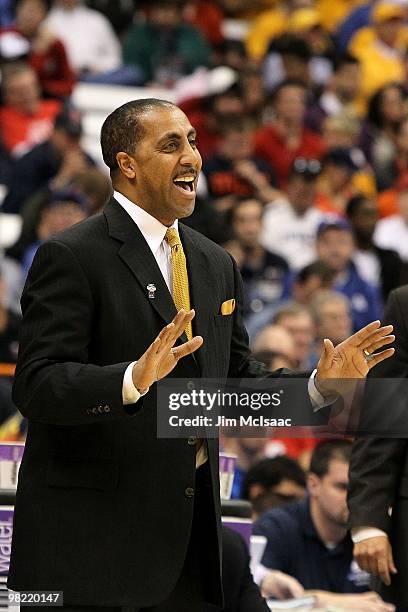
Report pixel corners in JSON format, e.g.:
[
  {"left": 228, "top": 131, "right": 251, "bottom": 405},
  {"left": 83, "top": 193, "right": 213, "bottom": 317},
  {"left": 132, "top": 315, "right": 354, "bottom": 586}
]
[{"left": 221, "top": 299, "right": 236, "bottom": 315}]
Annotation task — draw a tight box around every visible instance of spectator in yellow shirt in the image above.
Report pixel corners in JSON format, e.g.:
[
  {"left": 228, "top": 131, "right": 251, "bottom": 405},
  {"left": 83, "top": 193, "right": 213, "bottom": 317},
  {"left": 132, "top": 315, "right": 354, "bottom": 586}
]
[{"left": 349, "top": 1, "right": 406, "bottom": 109}]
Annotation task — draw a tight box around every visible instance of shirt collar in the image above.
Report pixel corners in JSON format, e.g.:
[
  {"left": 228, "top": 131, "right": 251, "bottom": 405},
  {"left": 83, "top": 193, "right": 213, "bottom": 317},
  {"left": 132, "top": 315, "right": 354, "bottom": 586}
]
[{"left": 113, "top": 190, "right": 178, "bottom": 256}]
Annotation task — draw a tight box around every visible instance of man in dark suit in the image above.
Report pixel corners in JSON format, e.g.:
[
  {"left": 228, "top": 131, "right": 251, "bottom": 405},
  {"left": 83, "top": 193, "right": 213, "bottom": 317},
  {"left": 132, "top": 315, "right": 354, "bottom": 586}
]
[
  {"left": 349, "top": 286, "right": 408, "bottom": 609},
  {"left": 8, "top": 98, "right": 395, "bottom": 612}
]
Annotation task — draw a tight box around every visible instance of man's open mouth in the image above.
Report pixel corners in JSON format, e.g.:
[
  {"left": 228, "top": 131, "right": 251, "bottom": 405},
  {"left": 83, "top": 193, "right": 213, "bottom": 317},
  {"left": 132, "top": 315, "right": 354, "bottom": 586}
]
[{"left": 173, "top": 175, "right": 196, "bottom": 193}]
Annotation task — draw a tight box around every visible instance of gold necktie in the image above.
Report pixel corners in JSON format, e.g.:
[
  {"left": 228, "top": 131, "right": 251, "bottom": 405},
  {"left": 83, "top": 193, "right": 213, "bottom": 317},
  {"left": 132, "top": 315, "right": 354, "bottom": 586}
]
[
  {"left": 165, "top": 228, "right": 193, "bottom": 341},
  {"left": 165, "top": 228, "right": 207, "bottom": 467}
]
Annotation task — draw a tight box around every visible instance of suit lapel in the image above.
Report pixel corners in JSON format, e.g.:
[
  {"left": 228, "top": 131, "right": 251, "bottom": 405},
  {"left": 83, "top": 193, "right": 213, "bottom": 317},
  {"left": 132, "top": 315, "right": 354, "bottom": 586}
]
[
  {"left": 104, "top": 198, "right": 177, "bottom": 326},
  {"left": 104, "top": 199, "right": 202, "bottom": 370}
]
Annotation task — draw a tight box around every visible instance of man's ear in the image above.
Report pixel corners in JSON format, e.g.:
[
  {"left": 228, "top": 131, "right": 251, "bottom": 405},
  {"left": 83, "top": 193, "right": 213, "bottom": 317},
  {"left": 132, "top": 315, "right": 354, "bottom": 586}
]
[
  {"left": 307, "top": 472, "right": 320, "bottom": 498},
  {"left": 249, "top": 483, "right": 265, "bottom": 499},
  {"left": 116, "top": 152, "right": 137, "bottom": 180}
]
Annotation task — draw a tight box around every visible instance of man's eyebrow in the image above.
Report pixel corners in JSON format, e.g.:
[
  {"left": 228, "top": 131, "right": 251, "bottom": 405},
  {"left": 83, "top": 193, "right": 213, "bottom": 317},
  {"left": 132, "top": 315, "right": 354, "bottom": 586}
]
[{"left": 158, "top": 128, "right": 197, "bottom": 143}]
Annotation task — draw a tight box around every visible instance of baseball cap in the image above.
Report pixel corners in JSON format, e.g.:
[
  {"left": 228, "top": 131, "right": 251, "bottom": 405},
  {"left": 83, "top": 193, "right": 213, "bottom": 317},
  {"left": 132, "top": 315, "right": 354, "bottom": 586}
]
[
  {"left": 372, "top": 1, "right": 406, "bottom": 24},
  {"left": 54, "top": 107, "right": 82, "bottom": 137},
  {"left": 48, "top": 189, "right": 90, "bottom": 211},
  {"left": 317, "top": 217, "right": 352, "bottom": 237}
]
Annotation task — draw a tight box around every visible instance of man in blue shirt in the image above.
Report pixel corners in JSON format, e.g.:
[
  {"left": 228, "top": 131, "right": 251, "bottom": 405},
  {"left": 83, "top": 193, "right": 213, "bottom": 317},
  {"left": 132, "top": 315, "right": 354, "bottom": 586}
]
[
  {"left": 253, "top": 440, "right": 394, "bottom": 610},
  {"left": 316, "top": 218, "right": 383, "bottom": 331}
]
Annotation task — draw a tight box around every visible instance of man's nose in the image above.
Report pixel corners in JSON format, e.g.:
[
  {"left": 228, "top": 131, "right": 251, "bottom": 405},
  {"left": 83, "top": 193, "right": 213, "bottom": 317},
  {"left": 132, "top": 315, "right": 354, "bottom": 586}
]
[{"left": 180, "top": 142, "right": 201, "bottom": 168}]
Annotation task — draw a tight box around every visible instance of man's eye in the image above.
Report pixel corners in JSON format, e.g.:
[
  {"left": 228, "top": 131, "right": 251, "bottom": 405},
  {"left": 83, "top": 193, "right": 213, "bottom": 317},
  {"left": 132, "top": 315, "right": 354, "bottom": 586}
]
[
  {"left": 189, "top": 139, "right": 197, "bottom": 148},
  {"left": 335, "top": 484, "right": 348, "bottom": 491},
  {"left": 164, "top": 142, "right": 177, "bottom": 151}
]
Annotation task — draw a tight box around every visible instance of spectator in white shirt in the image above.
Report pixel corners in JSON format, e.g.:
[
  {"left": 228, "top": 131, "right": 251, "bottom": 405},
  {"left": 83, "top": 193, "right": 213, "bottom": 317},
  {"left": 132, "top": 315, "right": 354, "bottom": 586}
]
[
  {"left": 260, "top": 157, "right": 326, "bottom": 271},
  {"left": 46, "top": 0, "right": 121, "bottom": 76}
]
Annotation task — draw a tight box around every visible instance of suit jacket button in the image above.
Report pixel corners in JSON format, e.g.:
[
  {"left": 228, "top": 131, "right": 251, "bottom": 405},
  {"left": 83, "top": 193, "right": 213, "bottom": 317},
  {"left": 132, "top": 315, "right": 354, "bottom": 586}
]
[
  {"left": 187, "top": 381, "right": 195, "bottom": 391},
  {"left": 185, "top": 487, "right": 194, "bottom": 498},
  {"left": 188, "top": 436, "right": 197, "bottom": 446}
]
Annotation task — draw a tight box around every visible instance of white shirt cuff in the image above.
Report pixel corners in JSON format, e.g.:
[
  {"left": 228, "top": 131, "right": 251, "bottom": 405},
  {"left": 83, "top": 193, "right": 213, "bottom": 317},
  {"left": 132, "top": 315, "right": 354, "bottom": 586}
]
[
  {"left": 351, "top": 527, "right": 388, "bottom": 543},
  {"left": 122, "top": 361, "right": 149, "bottom": 405},
  {"left": 253, "top": 563, "right": 269, "bottom": 587},
  {"left": 308, "top": 369, "right": 338, "bottom": 412}
]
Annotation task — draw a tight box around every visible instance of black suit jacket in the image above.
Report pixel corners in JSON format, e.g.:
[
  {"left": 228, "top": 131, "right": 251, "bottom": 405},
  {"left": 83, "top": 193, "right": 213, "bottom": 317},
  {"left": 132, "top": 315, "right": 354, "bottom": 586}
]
[
  {"left": 8, "top": 198, "right": 310, "bottom": 607},
  {"left": 207, "top": 527, "right": 269, "bottom": 612},
  {"left": 348, "top": 286, "right": 408, "bottom": 606},
  {"left": 375, "top": 246, "right": 403, "bottom": 302}
]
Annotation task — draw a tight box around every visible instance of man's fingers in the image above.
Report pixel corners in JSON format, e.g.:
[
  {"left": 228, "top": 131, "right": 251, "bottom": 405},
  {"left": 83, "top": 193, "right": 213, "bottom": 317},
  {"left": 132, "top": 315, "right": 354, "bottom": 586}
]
[
  {"left": 364, "top": 335, "right": 395, "bottom": 353},
  {"left": 287, "top": 576, "right": 304, "bottom": 598},
  {"left": 364, "top": 551, "right": 380, "bottom": 577},
  {"left": 171, "top": 336, "right": 203, "bottom": 360},
  {"left": 167, "top": 309, "right": 195, "bottom": 343},
  {"left": 321, "top": 338, "right": 335, "bottom": 361},
  {"left": 368, "top": 348, "right": 395, "bottom": 369},
  {"left": 158, "top": 321, "right": 175, "bottom": 341},
  {"left": 155, "top": 310, "right": 194, "bottom": 353},
  {"left": 143, "top": 336, "right": 162, "bottom": 362},
  {"left": 151, "top": 322, "right": 175, "bottom": 354},
  {"left": 350, "top": 320, "right": 382, "bottom": 346},
  {"left": 377, "top": 556, "right": 391, "bottom": 586},
  {"left": 148, "top": 311, "right": 199, "bottom": 363},
  {"left": 359, "top": 325, "right": 394, "bottom": 348},
  {"left": 388, "top": 547, "right": 397, "bottom": 575},
  {"left": 359, "top": 555, "right": 374, "bottom": 576}
]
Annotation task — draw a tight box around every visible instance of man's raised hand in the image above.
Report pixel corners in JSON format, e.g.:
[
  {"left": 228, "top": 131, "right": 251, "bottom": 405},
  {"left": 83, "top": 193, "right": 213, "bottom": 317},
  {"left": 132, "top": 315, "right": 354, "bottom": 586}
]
[
  {"left": 132, "top": 309, "right": 203, "bottom": 392},
  {"left": 316, "top": 320, "right": 395, "bottom": 397}
]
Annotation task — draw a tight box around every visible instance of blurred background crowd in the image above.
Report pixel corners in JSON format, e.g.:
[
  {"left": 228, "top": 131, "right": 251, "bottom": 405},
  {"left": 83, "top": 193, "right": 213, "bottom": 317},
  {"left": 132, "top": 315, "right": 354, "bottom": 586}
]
[{"left": 0, "top": 0, "right": 407, "bottom": 607}]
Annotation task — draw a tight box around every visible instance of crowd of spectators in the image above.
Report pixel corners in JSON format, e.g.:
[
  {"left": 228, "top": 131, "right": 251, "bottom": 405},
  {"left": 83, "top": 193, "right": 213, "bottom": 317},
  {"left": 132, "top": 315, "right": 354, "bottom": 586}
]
[{"left": 1, "top": 0, "right": 408, "bottom": 608}]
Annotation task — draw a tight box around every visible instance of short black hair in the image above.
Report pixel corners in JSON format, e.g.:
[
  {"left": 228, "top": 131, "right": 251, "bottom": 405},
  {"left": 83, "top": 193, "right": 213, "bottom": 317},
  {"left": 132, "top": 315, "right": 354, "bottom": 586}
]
[
  {"left": 346, "top": 194, "right": 371, "bottom": 218},
  {"left": 241, "top": 456, "right": 306, "bottom": 500},
  {"left": 100, "top": 98, "right": 177, "bottom": 175},
  {"left": 270, "top": 78, "right": 308, "bottom": 106},
  {"left": 269, "top": 34, "right": 312, "bottom": 61},
  {"left": 296, "top": 260, "right": 335, "bottom": 285},
  {"left": 310, "top": 439, "right": 352, "bottom": 478},
  {"left": 367, "top": 82, "right": 406, "bottom": 128},
  {"left": 332, "top": 53, "right": 360, "bottom": 72},
  {"left": 224, "top": 196, "right": 263, "bottom": 227},
  {"left": 219, "top": 115, "right": 254, "bottom": 137},
  {"left": 218, "top": 38, "right": 247, "bottom": 58}
]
